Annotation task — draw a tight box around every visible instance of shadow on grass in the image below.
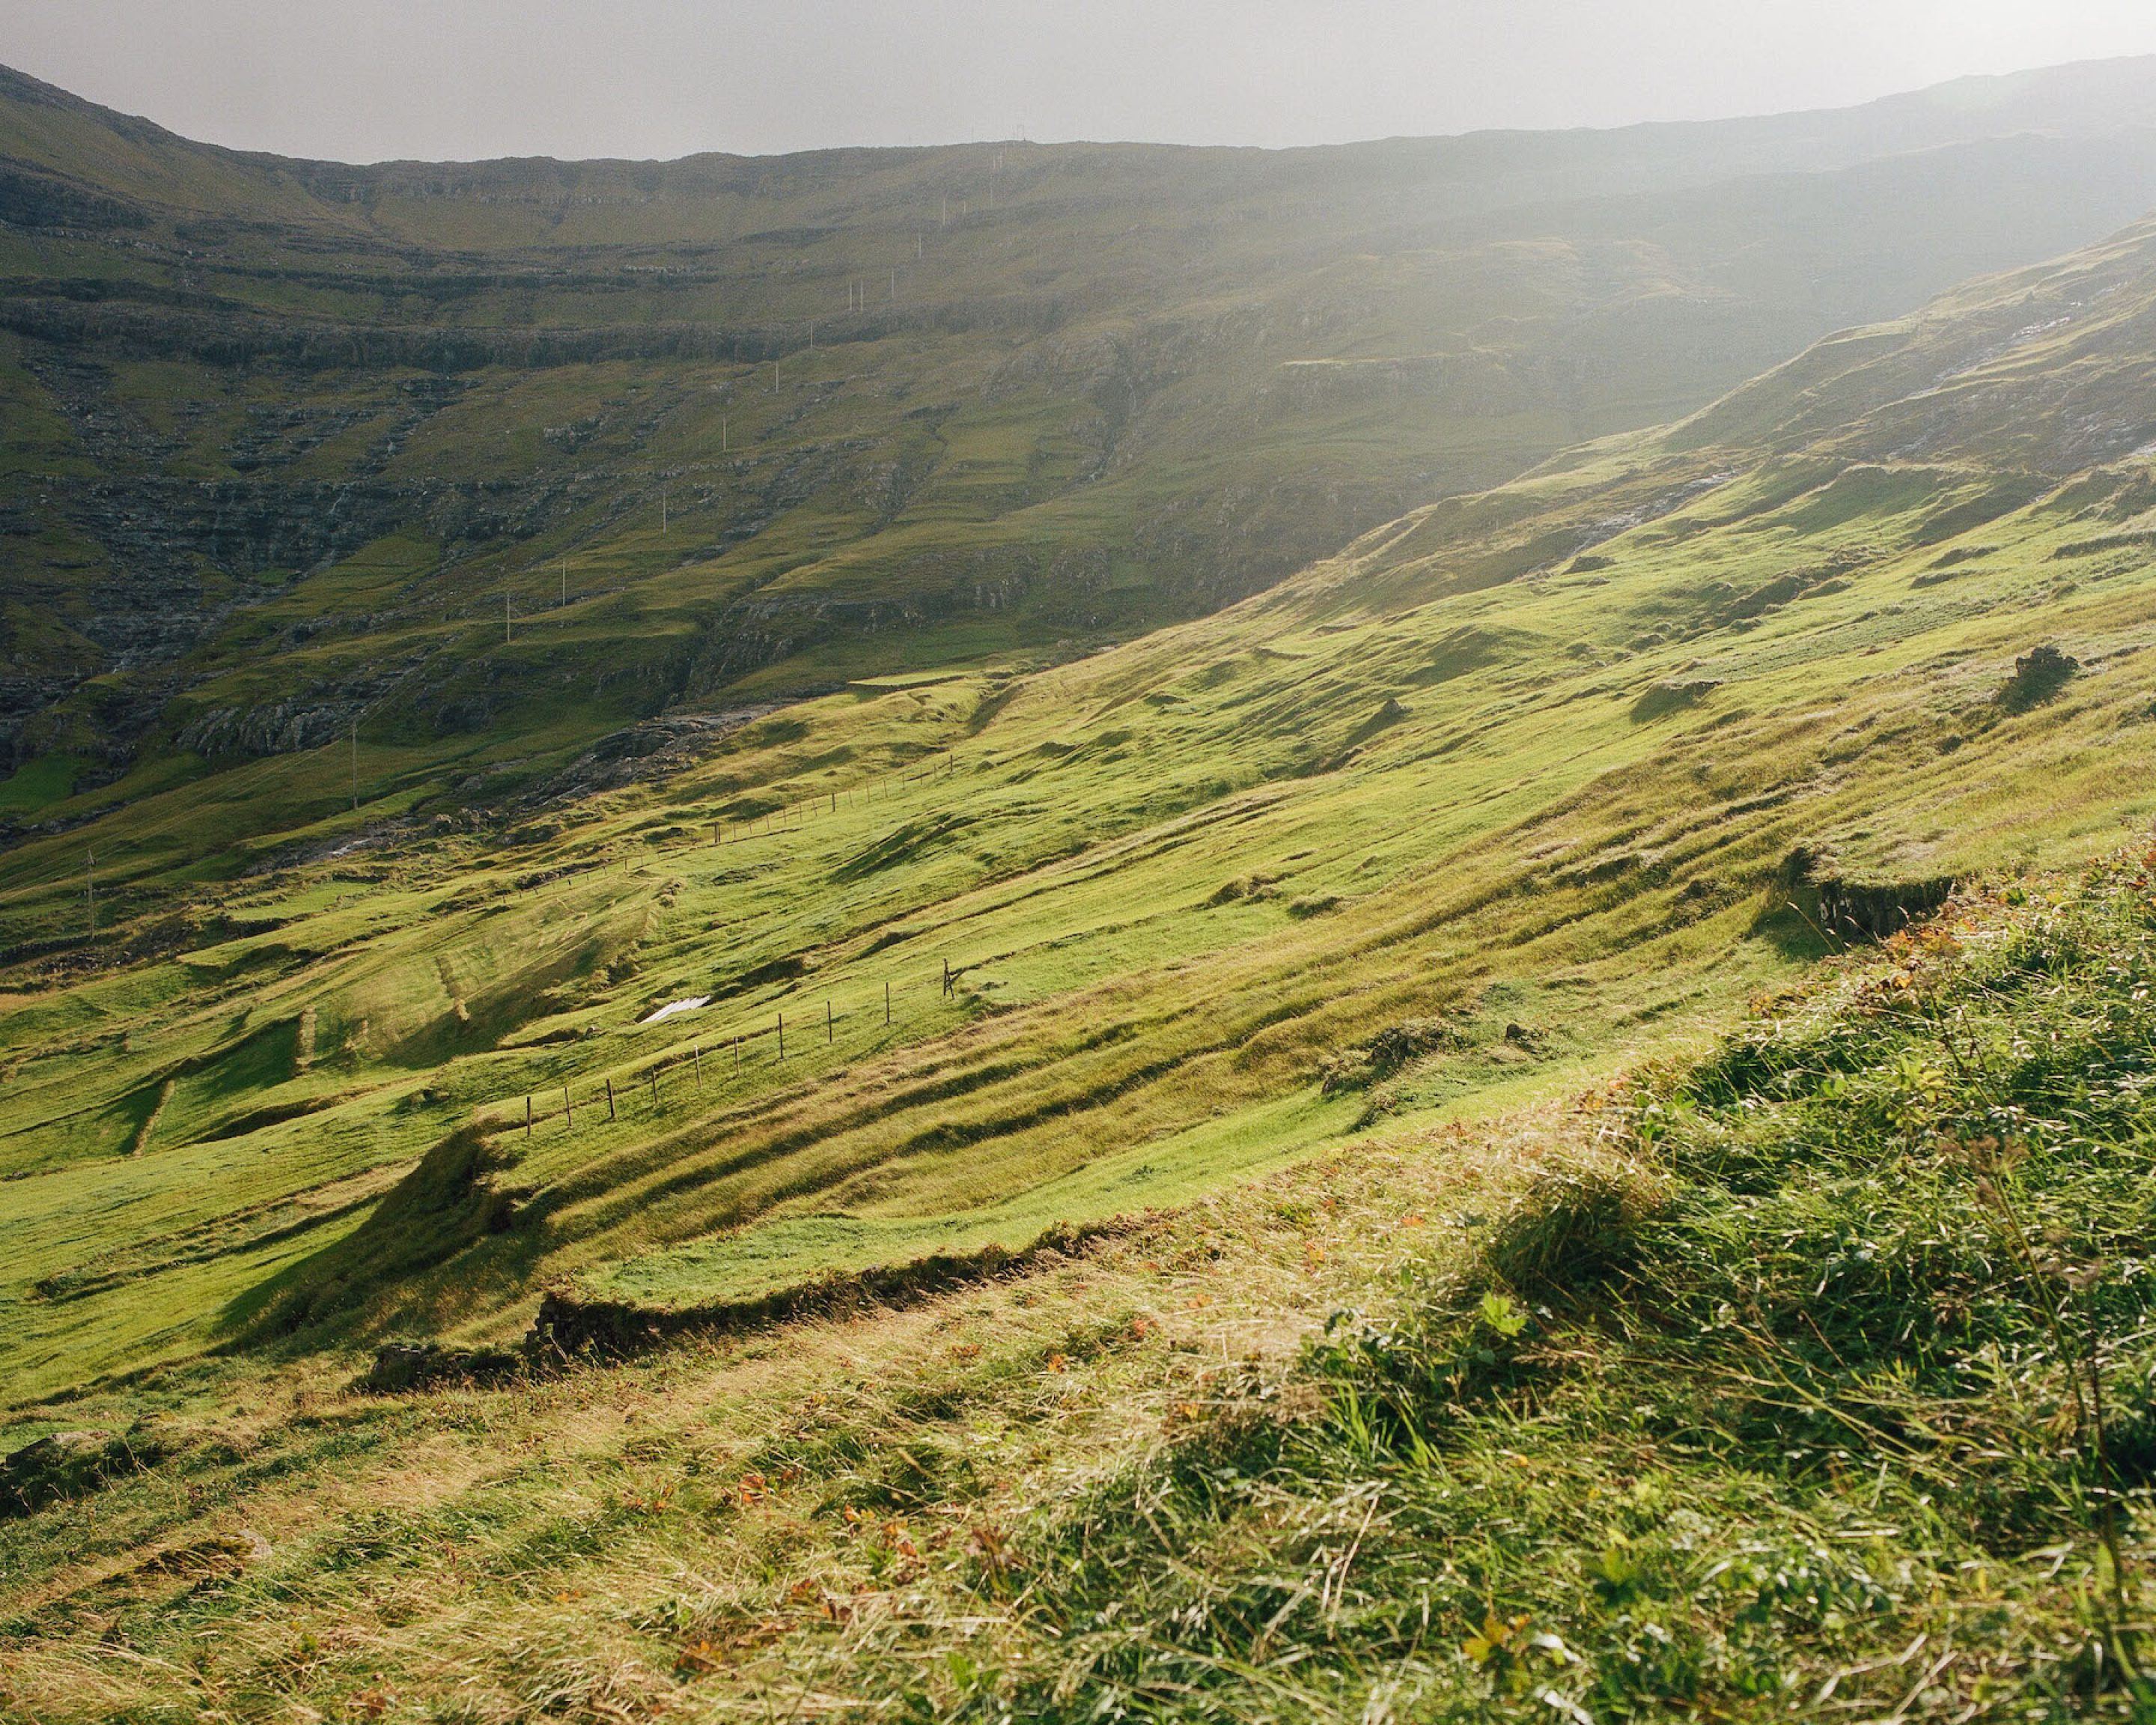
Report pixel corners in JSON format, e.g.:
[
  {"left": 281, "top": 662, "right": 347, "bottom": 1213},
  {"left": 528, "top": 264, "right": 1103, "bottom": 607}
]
[{"left": 219, "top": 1121, "right": 544, "bottom": 1352}]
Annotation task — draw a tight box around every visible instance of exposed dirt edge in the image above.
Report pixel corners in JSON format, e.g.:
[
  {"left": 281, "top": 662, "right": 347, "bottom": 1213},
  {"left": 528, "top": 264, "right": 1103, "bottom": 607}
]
[{"left": 355, "top": 1215, "right": 1145, "bottom": 1393}]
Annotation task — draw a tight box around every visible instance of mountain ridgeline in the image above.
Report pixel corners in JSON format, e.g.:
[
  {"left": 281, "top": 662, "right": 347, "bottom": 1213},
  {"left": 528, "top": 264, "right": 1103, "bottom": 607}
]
[{"left": 11, "top": 56, "right": 2156, "bottom": 838}]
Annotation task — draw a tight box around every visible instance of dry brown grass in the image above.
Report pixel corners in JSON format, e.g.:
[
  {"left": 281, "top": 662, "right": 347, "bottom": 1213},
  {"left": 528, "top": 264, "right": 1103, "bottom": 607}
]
[{"left": 1, "top": 1101, "right": 1607, "bottom": 1724}]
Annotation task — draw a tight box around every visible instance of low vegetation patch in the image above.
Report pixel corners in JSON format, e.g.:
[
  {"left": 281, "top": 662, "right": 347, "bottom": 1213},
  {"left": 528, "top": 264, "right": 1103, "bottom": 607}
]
[
  {"left": 1998, "top": 644, "right": 2080, "bottom": 714},
  {"left": 1629, "top": 679, "right": 1720, "bottom": 722}
]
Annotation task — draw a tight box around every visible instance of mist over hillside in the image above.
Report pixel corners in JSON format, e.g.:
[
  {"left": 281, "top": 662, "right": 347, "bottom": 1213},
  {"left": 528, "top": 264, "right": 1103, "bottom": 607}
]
[{"left": 10, "top": 56, "right": 2156, "bottom": 840}]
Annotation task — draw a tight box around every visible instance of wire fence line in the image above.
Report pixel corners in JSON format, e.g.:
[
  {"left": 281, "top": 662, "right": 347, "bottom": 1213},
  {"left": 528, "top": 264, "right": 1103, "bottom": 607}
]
[
  {"left": 487, "top": 748, "right": 975, "bottom": 1140},
  {"left": 489, "top": 959, "right": 963, "bottom": 1141}
]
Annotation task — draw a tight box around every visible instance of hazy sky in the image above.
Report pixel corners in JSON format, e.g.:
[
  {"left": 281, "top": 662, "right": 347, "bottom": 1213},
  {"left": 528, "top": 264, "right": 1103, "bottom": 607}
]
[{"left": 6, "top": 1, "right": 2156, "bottom": 163}]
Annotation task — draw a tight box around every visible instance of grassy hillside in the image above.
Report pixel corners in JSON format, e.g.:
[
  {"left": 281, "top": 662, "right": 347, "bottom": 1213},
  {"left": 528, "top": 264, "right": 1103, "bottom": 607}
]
[
  {"left": 8, "top": 770, "right": 2156, "bottom": 1719},
  {"left": 12, "top": 57, "right": 2156, "bottom": 831},
  {"left": 13, "top": 70, "right": 2156, "bottom": 1719},
  {"left": 9, "top": 202, "right": 2156, "bottom": 1409}
]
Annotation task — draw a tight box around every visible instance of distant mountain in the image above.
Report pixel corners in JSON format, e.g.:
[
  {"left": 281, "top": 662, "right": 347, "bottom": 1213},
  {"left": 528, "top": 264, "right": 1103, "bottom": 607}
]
[{"left": 7, "top": 56, "right": 2156, "bottom": 832}]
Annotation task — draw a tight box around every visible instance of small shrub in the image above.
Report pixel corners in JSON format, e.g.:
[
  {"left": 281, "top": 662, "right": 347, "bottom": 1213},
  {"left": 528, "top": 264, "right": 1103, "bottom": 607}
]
[
  {"left": 1997, "top": 643, "right": 2078, "bottom": 713},
  {"left": 1629, "top": 679, "right": 1720, "bottom": 722},
  {"left": 1476, "top": 1157, "right": 1665, "bottom": 1302}
]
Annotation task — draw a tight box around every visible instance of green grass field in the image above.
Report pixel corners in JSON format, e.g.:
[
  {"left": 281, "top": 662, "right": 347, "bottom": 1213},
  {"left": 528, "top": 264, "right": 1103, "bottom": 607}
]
[{"left": 12, "top": 66, "right": 2156, "bottom": 1721}]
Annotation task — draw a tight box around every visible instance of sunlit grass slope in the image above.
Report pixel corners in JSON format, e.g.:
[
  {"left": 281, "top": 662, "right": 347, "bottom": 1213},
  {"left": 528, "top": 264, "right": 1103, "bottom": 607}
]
[
  {"left": 9, "top": 853, "right": 2156, "bottom": 1721},
  {"left": 10, "top": 213, "right": 2156, "bottom": 1417}
]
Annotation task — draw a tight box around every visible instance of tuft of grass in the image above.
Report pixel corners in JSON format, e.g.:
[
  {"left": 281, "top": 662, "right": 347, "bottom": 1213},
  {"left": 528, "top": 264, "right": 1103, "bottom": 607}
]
[{"left": 1997, "top": 643, "right": 2080, "bottom": 714}]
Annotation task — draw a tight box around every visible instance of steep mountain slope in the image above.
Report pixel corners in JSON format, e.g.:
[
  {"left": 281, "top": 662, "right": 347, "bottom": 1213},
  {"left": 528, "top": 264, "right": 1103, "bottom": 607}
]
[
  {"left": 17, "top": 197, "right": 2156, "bottom": 1722},
  {"left": 10, "top": 56, "right": 2156, "bottom": 840},
  {"left": 14, "top": 874, "right": 2156, "bottom": 1723},
  {"left": 10, "top": 206, "right": 2156, "bottom": 1414}
]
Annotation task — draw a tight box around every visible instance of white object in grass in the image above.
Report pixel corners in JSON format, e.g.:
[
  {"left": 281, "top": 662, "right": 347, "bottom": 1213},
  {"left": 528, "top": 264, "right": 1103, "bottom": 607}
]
[{"left": 641, "top": 995, "right": 710, "bottom": 1026}]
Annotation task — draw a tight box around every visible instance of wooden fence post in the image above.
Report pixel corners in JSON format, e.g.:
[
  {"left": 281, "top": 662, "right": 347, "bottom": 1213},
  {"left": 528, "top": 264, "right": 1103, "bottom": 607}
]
[
  {"left": 525, "top": 1095, "right": 532, "bottom": 1138},
  {"left": 692, "top": 1042, "right": 703, "bottom": 1086},
  {"left": 606, "top": 1077, "right": 616, "bottom": 1121},
  {"left": 778, "top": 1012, "right": 785, "bottom": 1059},
  {"left": 826, "top": 1000, "right": 833, "bottom": 1044},
  {"left": 885, "top": 980, "right": 891, "bottom": 1025},
  {"left": 563, "top": 1083, "right": 573, "bottom": 1128}
]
